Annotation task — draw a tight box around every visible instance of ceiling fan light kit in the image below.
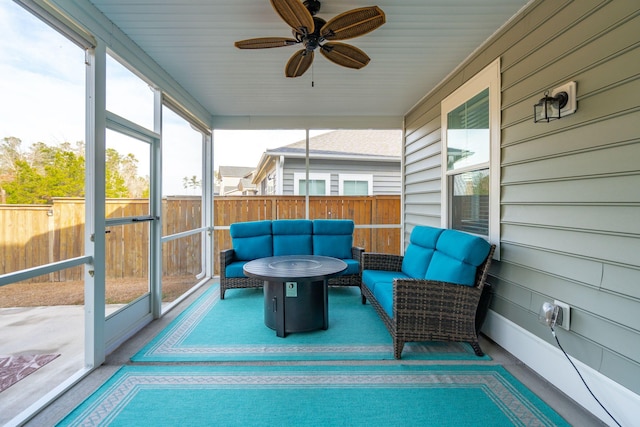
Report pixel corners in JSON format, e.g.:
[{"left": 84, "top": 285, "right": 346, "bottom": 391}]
[{"left": 235, "top": 0, "right": 385, "bottom": 78}]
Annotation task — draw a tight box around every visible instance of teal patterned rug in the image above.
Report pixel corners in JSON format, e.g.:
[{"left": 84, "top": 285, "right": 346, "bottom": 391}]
[
  {"left": 57, "top": 364, "right": 569, "bottom": 426},
  {"left": 132, "top": 285, "right": 490, "bottom": 362}
]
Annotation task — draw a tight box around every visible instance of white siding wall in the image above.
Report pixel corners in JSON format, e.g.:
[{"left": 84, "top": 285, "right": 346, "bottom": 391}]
[{"left": 282, "top": 158, "right": 401, "bottom": 195}]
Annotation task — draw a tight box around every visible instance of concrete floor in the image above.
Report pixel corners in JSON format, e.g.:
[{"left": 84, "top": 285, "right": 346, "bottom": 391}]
[
  {"left": 1, "top": 306, "right": 85, "bottom": 426},
  {"left": 0, "top": 304, "right": 124, "bottom": 426},
  {"left": 3, "top": 284, "right": 606, "bottom": 426}
]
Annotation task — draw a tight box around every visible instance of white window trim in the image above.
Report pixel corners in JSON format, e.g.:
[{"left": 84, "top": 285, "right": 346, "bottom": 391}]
[
  {"left": 339, "top": 173, "right": 373, "bottom": 195},
  {"left": 440, "top": 58, "right": 501, "bottom": 259},
  {"left": 293, "top": 172, "right": 331, "bottom": 195}
]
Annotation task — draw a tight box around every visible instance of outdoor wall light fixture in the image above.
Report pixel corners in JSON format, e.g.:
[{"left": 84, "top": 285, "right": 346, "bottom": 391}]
[{"left": 533, "top": 81, "right": 577, "bottom": 123}]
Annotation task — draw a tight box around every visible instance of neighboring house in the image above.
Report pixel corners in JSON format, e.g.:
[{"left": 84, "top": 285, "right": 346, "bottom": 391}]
[
  {"left": 216, "top": 166, "right": 257, "bottom": 196},
  {"left": 236, "top": 177, "right": 258, "bottom": 196},
  {"left": 252, "top": 129, "right": 401, "bottom": 196}
]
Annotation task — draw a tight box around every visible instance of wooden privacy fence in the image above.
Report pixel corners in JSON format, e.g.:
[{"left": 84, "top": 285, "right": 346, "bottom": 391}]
[
  {"left": 1, "top": 196, "right": 400, "bottom": 283},
  {"left": 213, "top": 195, "right": 401, "bottom": 273}
]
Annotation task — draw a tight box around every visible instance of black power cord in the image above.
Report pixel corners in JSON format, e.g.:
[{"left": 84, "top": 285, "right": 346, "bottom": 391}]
[{"left": 551, "top": 326, "right": 623, "bottom": 427}]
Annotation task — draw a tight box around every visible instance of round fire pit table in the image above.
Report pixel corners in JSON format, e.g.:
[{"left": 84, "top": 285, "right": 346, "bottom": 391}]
[{"left": 243, "top": 255, "right": 347, "bottom": 337}]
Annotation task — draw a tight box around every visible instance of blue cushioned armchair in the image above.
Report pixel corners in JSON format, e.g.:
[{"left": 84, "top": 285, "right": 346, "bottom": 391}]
[
  {"left": 361, "top": 225, "right": 495, "bottom": 358},
  {"left": 220, "top": 219, "right": 364, "bottom": 299}
]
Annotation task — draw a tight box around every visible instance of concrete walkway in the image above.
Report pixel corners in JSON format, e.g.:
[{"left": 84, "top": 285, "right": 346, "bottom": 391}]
[{"left": 0, "top": 305, "right": 119, "bottom": 425}]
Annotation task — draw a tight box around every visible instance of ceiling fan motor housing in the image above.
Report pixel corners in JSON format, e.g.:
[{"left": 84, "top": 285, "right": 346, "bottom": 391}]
[
  {"left": 303, "top": 0, "right": 321, "bottom": 15},
  {"left": 297, "top": 17, "right": 326, "bottom": 51}
]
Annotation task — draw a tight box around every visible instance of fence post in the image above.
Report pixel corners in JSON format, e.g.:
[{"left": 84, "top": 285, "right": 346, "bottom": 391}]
[
  {"left": 48, "top": 205, "right": 55, "bottom": 281},
  {"left": 371, "top": 196, "right": 378, "bottom": 252}
]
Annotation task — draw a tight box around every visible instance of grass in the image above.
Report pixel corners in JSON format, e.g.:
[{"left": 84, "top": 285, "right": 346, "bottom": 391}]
[{"left": 0, "top": 275, "right": 197, "bottom": 307}]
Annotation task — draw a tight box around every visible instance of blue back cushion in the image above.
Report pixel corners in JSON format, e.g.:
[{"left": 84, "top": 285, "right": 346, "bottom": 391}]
[
  {"left": 272, "top": 219, "right": 313, "bottom": 256},
  {"left": 401, "top": 226, "right": 443, "bottom": 278},
  {"left": 312, "top": 219, "right": 354, "bottom": 259},
  {"left": 230, "top": 220, "right": 273, "bottom": 261},
  {"left": 425, "top": 229, "right": 491, "bottom": 286}
]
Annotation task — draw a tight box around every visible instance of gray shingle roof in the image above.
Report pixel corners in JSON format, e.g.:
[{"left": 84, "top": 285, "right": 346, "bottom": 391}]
[
  {"left": 268, "top": 130, "right": 401, "bottom": 158},
  {"left": 218, "top": 165, "right": 254, "bottom": 178},
  {"left": 238, "top": 178, "right": 256, "bottom": 190}
]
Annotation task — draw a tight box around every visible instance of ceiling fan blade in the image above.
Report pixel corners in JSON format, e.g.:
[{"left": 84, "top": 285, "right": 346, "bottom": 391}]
[
  {"left": 235, "top": 37, "right": 298, "bottom": 49},
  {"left": 270, "top": 0, "right": 315, "bottom": 35},
  {"left": 320, "top": 42, "right": 370, "bottom": 69},
  {"left": 285, "top": 49, "right": 314, "bottom": 77},
  {"left": 321, "top": 6, "right": 385, "bottom": 41}
]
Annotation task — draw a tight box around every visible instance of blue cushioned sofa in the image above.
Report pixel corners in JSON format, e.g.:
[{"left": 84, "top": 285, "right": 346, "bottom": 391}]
[
  {"left": 361, "top": 225, "right": 495, "bottom": 359},
  {"left": 220, "top": 219, "right": 363, "bottom": 299}
]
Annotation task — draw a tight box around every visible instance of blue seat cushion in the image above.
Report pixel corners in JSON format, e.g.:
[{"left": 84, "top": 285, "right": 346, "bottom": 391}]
[
  {"left": 401, "top": 226, "right": 443, "bottom": 278},
  {"left": 337, "top": 258, "right": 360, "bottom": 276},
  {"left": 225, "top": 261, "right": 249, "bottom": 278},
  {"left": 372, "top": 281, "right": 394, "bottom": 318},
  {"left": 230, "top": 220, "right": 273, "bottom": 261},
  {"left": 362, "top": 270, "right": 409, "bottom": 293},
  {"left": 312, "top": 219, "right": 354, "bottom": 259},
  {"left": 425, "top": 229, "right": 491, "bottom": 286},
  {"left": 272, "top": 219, "right": 312, "bottom": 256}
]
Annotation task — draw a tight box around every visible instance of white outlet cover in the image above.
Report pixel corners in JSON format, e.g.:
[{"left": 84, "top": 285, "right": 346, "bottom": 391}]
[
  {"left": 553, "top": 300, "right": 571, "bottom": 330},
  {"left": 550, "top": 81, "right": 577, "bottom": 117}
]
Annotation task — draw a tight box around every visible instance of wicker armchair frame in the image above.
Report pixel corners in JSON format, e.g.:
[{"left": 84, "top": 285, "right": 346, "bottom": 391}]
[
  {"left": 220, "top": 246, "right": 364, "bottom": 299},
  {"left": 361, "top": 245, "right": 496, "bottom": 359}
]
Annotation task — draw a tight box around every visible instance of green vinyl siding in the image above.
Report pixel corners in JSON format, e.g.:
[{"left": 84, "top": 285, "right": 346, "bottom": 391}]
[{"left": 403, "top": 0, "right": 640, "bottom": 395}]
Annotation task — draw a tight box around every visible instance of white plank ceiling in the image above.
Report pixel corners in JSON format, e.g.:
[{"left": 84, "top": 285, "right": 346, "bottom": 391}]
[{"left": 88, "top": 0, "right": 530, "bottom": 121}]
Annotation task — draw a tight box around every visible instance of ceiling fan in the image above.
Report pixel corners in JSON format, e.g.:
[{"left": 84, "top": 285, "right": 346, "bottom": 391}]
[{"left": 234, "top": 0, "right": 385, "bottom": 78}]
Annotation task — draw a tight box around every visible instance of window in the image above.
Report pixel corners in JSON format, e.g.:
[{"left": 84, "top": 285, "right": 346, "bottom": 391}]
[
  {"left": 441, "top": 59, "right": 500, "bottom": 257},
  {"left": 294, "top": 173, "right": 331, "bottom": 195},
  {"left": 339, "top": 174, "right": 372, "bottom": 195}
]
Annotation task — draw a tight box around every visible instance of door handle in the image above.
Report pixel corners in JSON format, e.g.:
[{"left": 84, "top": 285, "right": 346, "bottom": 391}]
[{"left": 131, "top": 216, "right": 160, "bottom": 222}]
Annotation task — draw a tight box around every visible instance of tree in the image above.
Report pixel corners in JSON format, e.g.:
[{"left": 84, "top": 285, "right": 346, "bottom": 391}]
[
  {"left": 182, "top": 175, "right": 201, "bottom": 194},
  {"left": 105, "top": 148, "right": 129, "bottom": 198},
  {"left": 2, "top": 160, "right": 47, "bottom": 204},
  {"left": 2, "top": 147, "right": 85, "bottom": 204},
  {"left": 45, "top": 150, "right": 85, "bottom": 199},
  {"left": 104, "top": 148, "right": 149, "bottom": 198},
  {"left": 0, "top": 137, "right": 149, "bottom": 204},
  {"left": 28, "top": 142, "right": 58, "bottom": 174},
  {"left": 0, "top": 137, "right": 24, "bottom": 176}
]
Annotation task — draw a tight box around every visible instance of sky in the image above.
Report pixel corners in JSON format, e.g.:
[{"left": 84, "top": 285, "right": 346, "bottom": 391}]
[
  {"left": 0, "top": 2, "right": 85, "bottom": 148},
  {"left": 0, "top": 2, "right": 315, "bottom": 196}
]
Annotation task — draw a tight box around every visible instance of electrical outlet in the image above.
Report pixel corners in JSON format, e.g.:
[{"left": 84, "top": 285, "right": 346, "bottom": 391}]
[
  {"left": 538, "top": 302, "right": 561, "bottom": 328},
  {"left": 554, "top": 300, "right": 571, "bottom": 330}
]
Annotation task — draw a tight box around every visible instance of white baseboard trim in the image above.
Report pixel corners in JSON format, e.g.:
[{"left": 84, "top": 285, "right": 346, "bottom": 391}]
[{"left": 484, "top": 310, "right": 639, "bottom": 427}]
